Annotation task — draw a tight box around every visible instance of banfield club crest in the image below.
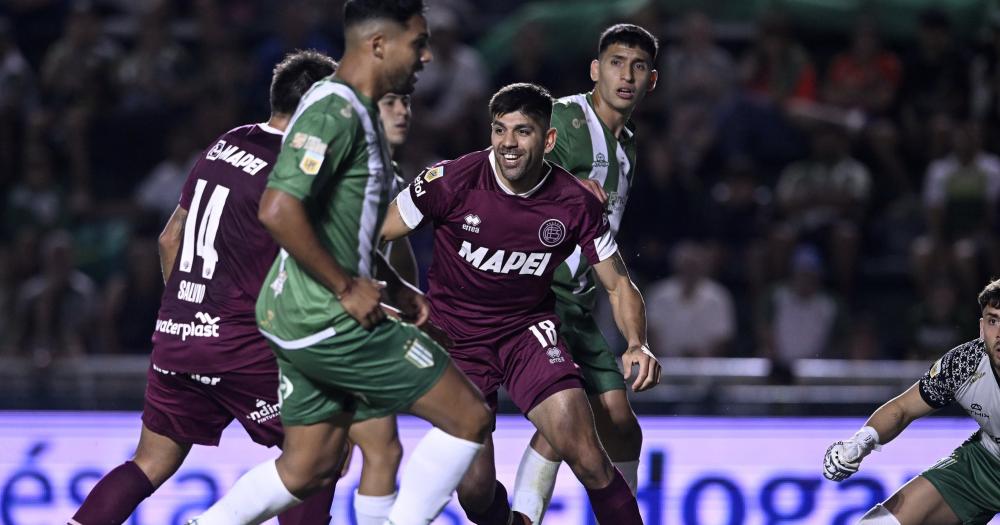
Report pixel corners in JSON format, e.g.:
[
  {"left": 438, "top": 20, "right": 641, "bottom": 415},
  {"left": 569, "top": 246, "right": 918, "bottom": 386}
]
[{"left": 538, "top": 219, "right": 566, "bottom": 247}]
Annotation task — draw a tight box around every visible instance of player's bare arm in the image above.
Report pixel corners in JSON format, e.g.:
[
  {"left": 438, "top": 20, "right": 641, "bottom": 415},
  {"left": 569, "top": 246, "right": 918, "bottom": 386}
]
[
  {"left": 259, "top": 187, "right": 385, "bottom": 329},
  {"left": 866, "top": 383, "right": 936, "bottom": 444},
  {"left": 380, "top": 199, "right": 415, "bottom": 242},
  {"left": 158, "top": 205, "right": 187, "bottom": 283},
  {"left": 824, "top": 383, "right": 936, "bottom": 482},
  {"left": 593, "top": 250, "right": 660, "bottom": 392}
]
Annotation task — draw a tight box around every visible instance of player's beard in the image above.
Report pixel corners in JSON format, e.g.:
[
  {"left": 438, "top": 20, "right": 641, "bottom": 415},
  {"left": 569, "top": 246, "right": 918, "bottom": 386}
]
[{"left": 389, "top": 65, "right": 420, "bottom": 95}]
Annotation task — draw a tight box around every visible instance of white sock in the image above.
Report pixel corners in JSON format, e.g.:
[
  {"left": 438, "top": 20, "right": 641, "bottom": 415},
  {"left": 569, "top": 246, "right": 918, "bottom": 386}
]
[
  {"left": 387, "top": 428, "right": 482, "bottom": 525},
  {"left": 354, "top": 490, "right": 396, "bottom": 525},
  {"left": 859, "top": 504, "right": 901, "bottom": 524},
  {"left": 613, "top": 460, "right": 640, "bottom": 495},
  {"left": 191, "top": 459, "right": 301, "bottom": 524},
  {"left": 511, "top": 446, "right": 560, "bottom": 524}
]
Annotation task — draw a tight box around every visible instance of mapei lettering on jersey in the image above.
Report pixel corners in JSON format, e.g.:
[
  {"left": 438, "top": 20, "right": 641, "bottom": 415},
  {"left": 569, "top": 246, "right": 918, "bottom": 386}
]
[
  {"left": 205, "top": 140, "right": 270, "bottom": 175},
  {"left": 248, "top": 398, "right": 281, "bottom": 424},
  {"left": 155, "top": 311, "right": 221, "bottom": 341},
  {"left": 458, "top": 241, "right": 551, "bottom": 275},
  {"left": 177, "top": 280, "right": 206, "bottom": 304}
]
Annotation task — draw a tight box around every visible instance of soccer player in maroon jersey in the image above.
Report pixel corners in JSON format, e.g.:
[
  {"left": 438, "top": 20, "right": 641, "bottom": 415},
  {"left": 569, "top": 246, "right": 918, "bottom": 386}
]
[
  {"left": 69, "top": 51, "right": 338, "bottom": 525},
  {"left": 381, "top": 83, "right": 659, "bottom": 525}
]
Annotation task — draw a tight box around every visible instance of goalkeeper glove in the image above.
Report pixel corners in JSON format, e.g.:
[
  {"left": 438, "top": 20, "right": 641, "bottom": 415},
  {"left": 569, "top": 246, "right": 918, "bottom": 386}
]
[{"left": 823, "top": 426, "right": 880, "bottom": 481}]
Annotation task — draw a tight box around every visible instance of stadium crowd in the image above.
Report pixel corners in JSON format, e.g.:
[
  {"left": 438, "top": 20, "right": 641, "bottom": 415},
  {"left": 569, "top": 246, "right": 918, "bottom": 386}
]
[{"left": 1, "top": 0, "right": 999, "bottom": 372}]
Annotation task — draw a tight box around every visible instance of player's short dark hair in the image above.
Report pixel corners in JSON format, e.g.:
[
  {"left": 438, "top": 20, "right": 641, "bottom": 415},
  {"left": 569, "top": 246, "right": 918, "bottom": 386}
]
[
  {"left": 979, "top": 279, "right": 1000, "bottom": 312},
  {"left": 270, "top": 50, "right": 337, "bottom": 115},
  {"left": 489, "top": 83, "right": 553, "bottom": 128},
  {"left": 344, "top": 0, "right": 426, "bottom": 29},
  {"left": 598, "top": 23, "right": 658, "bottom": 61}
]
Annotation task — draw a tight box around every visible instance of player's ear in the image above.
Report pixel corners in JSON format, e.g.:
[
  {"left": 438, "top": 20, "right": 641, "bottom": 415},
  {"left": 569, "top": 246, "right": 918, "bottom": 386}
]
[
  {"left": 590, "top": 59, "right": 599, "bottom": 82},
  {"left": 647, "top": 69, "right": 659, "bottom": 92},
  {"left": 544, "top": 126, "right": 558, "bottom": 154},
  {"left": 371, "top": 31, "right": 387, "bottom": 59}
]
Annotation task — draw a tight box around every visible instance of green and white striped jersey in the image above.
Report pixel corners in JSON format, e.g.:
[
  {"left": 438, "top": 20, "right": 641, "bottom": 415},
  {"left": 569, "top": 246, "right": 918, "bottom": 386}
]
[
  {"left": 547, "top": 92, "right": 637, "bottom": 310},
  {"left": 256, "top": 77, "right": 395, "bottom": 347}
]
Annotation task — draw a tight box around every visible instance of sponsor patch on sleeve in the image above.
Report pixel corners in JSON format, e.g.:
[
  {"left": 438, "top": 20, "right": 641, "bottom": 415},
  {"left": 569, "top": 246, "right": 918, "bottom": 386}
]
[
  {"left": 423, "top": 166, "right": 444, "bottom": 182},
  {"left": 299, "top": 150, "right": 324, "bottom": 175},
  {"left": 929, "top": 358, "right": 942, "bottom": 378},
  {"left": 289, "top": 132, "right": 308, "bottom": 149}
]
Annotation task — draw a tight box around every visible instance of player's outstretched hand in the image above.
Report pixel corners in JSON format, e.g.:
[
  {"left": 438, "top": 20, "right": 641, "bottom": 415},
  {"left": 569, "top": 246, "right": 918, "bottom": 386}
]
[
  {"left": 580, "top": 178, "right": 608, "bottom": 204},
  {"left": 622, "top": 344, "right": 660, "bottom": 392},
  {"left": 340, "top": 277, "right": 386, "bottom": 329},
  {"left": 823, "top": 427, "right": 879, "bottom": 481}
]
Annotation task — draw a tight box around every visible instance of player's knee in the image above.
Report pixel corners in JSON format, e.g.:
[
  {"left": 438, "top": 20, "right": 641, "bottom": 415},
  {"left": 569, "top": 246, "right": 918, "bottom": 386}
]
[
  {"left": 276, "top": 452, "right": 342, "bottom": 494},
  {"left": 858, "top": 504, "right": 901, "bottom": 525},
  {"left": 454, "top": 401, "right": 492, "bottom": 443},
  {"left": 560, "top": 439, "right": 612, "bottom": 484},
  {"left": 606, "top": 409, "right": 642, "bottom": 450}
]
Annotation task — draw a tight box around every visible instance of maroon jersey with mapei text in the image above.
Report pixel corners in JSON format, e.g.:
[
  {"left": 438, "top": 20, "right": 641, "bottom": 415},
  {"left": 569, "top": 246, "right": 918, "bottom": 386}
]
[
  {"left": 395, "top": 149, "right": 617, "bottom": 343},
  {"left": 151, "top": 123, "right": 282, "bottom": 373}
]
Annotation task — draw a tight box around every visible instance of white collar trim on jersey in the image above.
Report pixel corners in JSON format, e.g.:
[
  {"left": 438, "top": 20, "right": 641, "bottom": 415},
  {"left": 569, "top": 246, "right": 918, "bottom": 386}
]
[
  {"left": 257, "top": 122, "right": 283, "bottom": 135},
  {"left": 489, "top": 150, "right": 552, "bottom": 198}
]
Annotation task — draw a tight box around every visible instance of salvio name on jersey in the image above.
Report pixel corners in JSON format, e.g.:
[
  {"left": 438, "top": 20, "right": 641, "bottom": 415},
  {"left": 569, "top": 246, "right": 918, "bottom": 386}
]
[
  {"left": 459, "top": 241, "right": 551, "bottom": 275},
  {"left": 206, "top": 140, "right": 270, "bottom": 175}
]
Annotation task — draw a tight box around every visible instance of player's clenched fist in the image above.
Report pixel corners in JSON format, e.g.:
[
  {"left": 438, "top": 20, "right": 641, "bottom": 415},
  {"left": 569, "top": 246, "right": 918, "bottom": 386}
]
[
  {"left": 339, "top": 277, "right": 386, "bottom": 329},
  {"left": 823, "top": 426, "right": 880, "bottom": 481}
]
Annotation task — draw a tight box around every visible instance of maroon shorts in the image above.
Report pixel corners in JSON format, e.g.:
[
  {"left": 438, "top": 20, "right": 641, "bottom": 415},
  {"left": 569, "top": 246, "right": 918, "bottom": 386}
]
[
  {"left": 142, "top": 361, "right": 283, "bottom": 447},
  {"left": 448, "top": 316, "right": 583, "bottom": 415}
]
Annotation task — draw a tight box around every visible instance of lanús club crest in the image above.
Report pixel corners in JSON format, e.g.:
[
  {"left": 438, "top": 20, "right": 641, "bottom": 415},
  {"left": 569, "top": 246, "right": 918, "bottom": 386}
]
[{"left": 538, "top": 219, "right": 566, "bottom": 247}]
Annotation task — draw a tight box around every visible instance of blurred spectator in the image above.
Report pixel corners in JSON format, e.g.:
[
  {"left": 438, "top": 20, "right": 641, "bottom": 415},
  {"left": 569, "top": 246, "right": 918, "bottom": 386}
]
[
  {"left": 741, "top": 11, "right": 817, "bottom": 104},
  {"left": 899, "top": 8, "right": 971, "bottom": 165},
  {"left": 250, "top": 0, "right": 333, "bottom": 121},
  {"left": 771, "top": 125, "right": 871, "bottom": 296},
  {"left": 661, "top": 10, "right": 735, "bottom": 179},
  {"left": 36, "top": 2, "right": 121, "bottom": 213},
  {"left": 972, "top": 14, "right": 1000, "bottom": 149},
  {"left": 410, "top": 6, "right": 488, "bottom": 160},
  {"left": 717, "top": 11, "right": 814, "bottom": 173},
  {"left": 13, "top": 230, "right": 97, "bottom": 361},
  {"left": 3, "top": 144, "right": 66, "bottom": 236},
  {"left": 115, "top": 9, "right": 196, "bottom": 115},
  {"left": 906, "top": 278, "right": 975, "bottom": 360},
  {"left": 912, "top": 120, "right": 1000, "bottom": 295},
  {"left": 704, "top": 159, "right": 771, "bottom": 296},
  {"left": 824, "top": 19, "right": 902, "bottom": 116},
  {"left": 493, "top": 21, "right": 566, "bottom": 99},
  {"left": 134, "top": 125, "right": 199, "bottom": 224},
  {"left": 99, "top": 236, "right": 161, "bottom": 354},
  {"left": 0, "top": 16, "right": 39, "bottom": 188},
  {"left": 757, "top": 246, "right": 846, "bottom": 363},
  {"left": 646, "top": 241, "right": 736, "bottom": 357},
  {"left": 824, "top": 19, "right": 909, "bottom": 199}
]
